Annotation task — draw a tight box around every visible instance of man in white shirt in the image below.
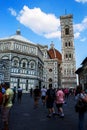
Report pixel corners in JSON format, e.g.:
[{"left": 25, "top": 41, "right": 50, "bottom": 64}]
[{"left": 41, "top": 85, "right": 47, "bottom": 106}]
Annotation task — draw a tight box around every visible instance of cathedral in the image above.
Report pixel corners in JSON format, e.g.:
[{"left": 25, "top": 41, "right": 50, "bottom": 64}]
[{"left": 0, "top": 14, "right": 77, "bottom": 92}]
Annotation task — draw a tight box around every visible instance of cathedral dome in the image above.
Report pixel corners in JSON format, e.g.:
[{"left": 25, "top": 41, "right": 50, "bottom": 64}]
[{"left": 48, "top": 43, "right": 62, "bottom": 61}]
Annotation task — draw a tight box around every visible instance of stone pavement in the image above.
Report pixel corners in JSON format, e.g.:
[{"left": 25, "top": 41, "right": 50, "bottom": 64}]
[{"left": 1, "top": 94, "right": 87, "bottom": 130}]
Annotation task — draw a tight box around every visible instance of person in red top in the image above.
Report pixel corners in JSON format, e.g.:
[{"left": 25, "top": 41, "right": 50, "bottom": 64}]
[
  {"left": 0, "top": 85, "right": 3, "bottom": 107},
  {"left": 55, "top": 88, "right": 65, "bottom": 118},
  {"left": 64, "top": 88, "right": 69, "bottom": 100}
]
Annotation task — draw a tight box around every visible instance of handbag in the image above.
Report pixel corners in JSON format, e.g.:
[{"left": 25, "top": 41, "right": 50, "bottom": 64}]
[{"left": 75, "top": 97, "right": 87, "bottom": 113}]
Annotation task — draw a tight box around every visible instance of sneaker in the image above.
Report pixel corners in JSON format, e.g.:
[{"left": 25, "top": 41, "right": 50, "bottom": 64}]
[
  {"left": 56, "top": 113, "right": 60, "bottom": 116},
  {"left": 47, "top": 115, "right": 51, "bottom": 118},
  {"left": 52, "top": 113, "right": 57, "bottom": 117},
  {"left": 60, "top": 113, "right": 64, "bottom": 118}
]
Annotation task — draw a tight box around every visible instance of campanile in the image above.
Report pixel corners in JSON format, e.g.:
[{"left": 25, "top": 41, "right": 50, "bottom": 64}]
[{"left": 60, "top": 14, "right": 77, "bottom": 88}]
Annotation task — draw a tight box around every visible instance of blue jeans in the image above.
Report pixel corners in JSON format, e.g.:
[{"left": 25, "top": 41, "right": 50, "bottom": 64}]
[{"left": 78, "top": 112, "right": 85, "bottom": 130}]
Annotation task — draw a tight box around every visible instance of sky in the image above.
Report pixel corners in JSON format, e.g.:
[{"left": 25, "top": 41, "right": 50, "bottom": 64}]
[{"left": 0, "top": 0, "right": 87, "bottom": 70}]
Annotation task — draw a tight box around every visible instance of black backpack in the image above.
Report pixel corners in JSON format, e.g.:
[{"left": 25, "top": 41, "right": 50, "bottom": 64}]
[
  {"left": 75, "top": 94, "right": 87, "bottom": 113},
  {"left": 49, "top": 89, "right": 55, "bottom": 101}
]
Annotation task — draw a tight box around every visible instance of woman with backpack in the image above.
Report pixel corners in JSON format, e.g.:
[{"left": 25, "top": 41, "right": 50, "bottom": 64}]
[{"left": 75, "top": 85, "right": 87, "bottom": 130}]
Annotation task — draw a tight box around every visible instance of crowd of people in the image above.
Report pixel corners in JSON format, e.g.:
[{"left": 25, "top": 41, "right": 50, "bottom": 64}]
[
  {"left": 31, "top": 84, "right": 87, "bottom": 130},
  {"left": 31, "top": 84, "right": 73, "bottom": 119},
  {"left": 0, "top": 83, "right": 87, "bottom": 130}
]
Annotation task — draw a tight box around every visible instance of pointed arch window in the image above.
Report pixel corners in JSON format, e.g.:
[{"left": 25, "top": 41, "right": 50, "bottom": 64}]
[
  {"left": 65, "top": 25, "right": 69, "bottom": 35},
  {"left": 29, "top": 61, "right": 36, "bottom": 69},
  {"left": 66, "top": 54, "right": 68, "bottom": 58},
  {"left": 69, "top": 53, "right": 71, "bottom": 58},
  {"left": 65, "top": 42, "right": 67, "bottom": 47},
  {"left": 21, "top": 59, "right": 27, "bottom": 69},
  {"left": 22, "top": 62, "right": 26, "bottom": 68},
  {"left": 12, "top": 58, "right": 19, "bottom": 67},
  {"left": 69, "top": 42, "right": 71, "bottom": 46},
  {"left": 14, "top": 60, "right": 19, "bottom": 67}
]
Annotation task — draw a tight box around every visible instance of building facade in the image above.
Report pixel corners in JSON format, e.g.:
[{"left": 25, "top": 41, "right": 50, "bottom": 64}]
[
  {"left": 0, "top": 30, "right": 44, "bottom": 92},
  {"left": 60, "top": 14, "right": 77, "bottom": 88},
  {"left": 39, "top": 43, "right": 62, "bottom": 89},
  {"left": 0, "top": 14, "right": 77, "bottom": 91},
  {"left": 75, "top": 57, "right": 87, "bottom": 90}
]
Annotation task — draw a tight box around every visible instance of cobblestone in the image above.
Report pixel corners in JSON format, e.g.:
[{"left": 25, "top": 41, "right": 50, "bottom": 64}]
[{"left": 1, "top": 94, "right": 87, "bottom": 130}]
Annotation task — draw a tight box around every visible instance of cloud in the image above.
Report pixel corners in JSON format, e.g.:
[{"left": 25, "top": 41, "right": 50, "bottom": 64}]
[
  {"left": 80, "top": 38, "right": 86, "bottom": 42},
  {"left": 75, "top": 0, "right": 87, "bottom": 3},
  {"left": 74, "top": 17, "right": 87, "bottom": 31},
  {"left": 74, "top": 32, "right": 80, "bottom": 38},
  {"left": 9, "top": 6, "right": 87, "bottom": 40},
  {"left": 74, "top": 17, "right": 87, "bottom": 38},
  {"left": 8, "top": 8, "right": 17, "bottom": 16},
  {"left": 44, "top": 31, "right": 61, "bottom": 39},
  {"left": 16, "top": 6, "right": 60, "bottom": 39}
]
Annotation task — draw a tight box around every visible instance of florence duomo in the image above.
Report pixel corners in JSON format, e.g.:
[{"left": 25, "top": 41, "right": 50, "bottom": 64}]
[
  {"left": 1, "top": 1, "right": 87, "bottom": 130},
  {"left": 0, "top": 13, "right": 77, "bottom": 91}
]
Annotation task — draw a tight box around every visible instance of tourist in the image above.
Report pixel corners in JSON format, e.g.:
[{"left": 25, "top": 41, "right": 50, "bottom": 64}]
[
  {"left": 30, "top": 88, "right": 33, "bottom": 97},
  {"left": 2, "top": 82, "right": 14, "bottom": 130},
  {"left": 46, "top": 84, "right": 56, "bottom": 118},
  {"left": 55, "top": 88, "right": 65, "bottom": 118},
  {"left": 12, "top": 86, "right": 16, "bottom": 104},
  {"left": 75, "top": 85, "right": 87, "bottom": 130},
  {"left": 41, "top": 85, "right": 47, "bottom": 106},
  {"left": 17, "top": 86, "right": 22, "bottom": 103},
  {"left": 33, "top": 86, "right": 41, "bottom": 108}
]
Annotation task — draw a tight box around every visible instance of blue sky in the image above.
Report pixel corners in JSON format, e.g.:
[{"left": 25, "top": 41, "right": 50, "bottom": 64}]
[{"left": 0, "top": 0, "right": 87, "bottom": 69}]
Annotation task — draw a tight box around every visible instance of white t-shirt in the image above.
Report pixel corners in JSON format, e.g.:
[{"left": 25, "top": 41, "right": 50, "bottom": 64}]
[{"left": 41, "top": 88, "right": 47, "bottom": 96}]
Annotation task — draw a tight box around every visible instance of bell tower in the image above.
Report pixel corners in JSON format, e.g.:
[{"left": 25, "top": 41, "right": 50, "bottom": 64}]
[{"left": 60, "top": 14, "right": 77, "bottom": 88}]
